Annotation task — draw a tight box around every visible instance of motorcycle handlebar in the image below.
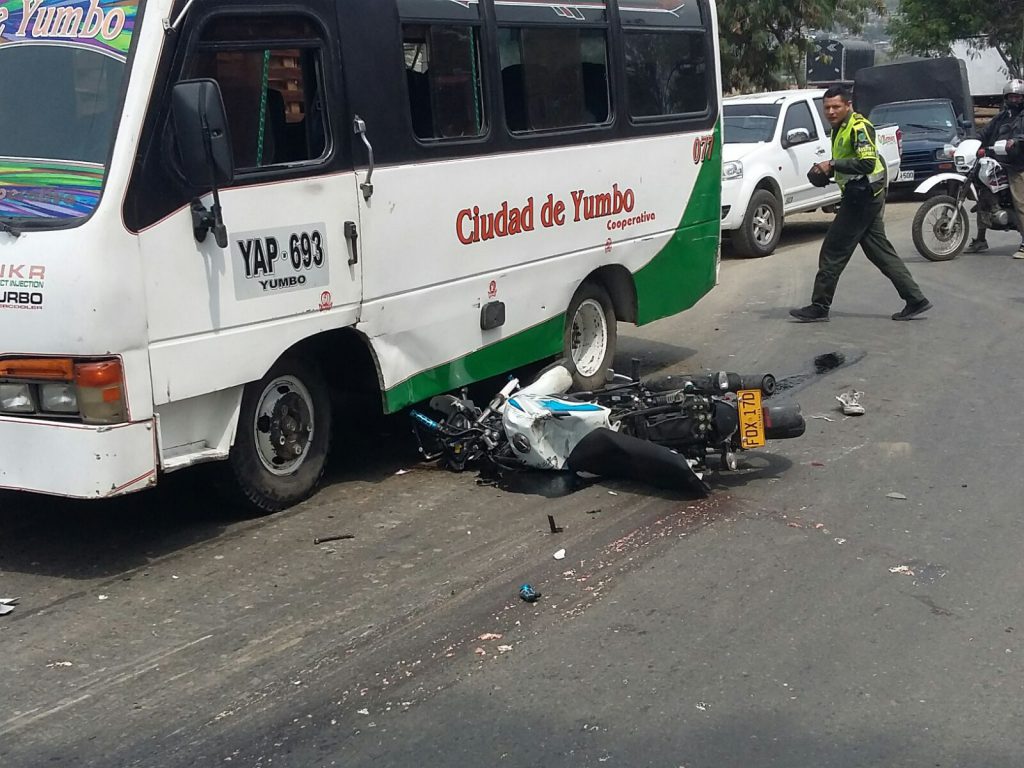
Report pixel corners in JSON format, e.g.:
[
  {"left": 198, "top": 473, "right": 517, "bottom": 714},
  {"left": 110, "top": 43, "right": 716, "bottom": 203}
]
[{"left": 644, "top": 372, "right": 776, "bottom": 396}]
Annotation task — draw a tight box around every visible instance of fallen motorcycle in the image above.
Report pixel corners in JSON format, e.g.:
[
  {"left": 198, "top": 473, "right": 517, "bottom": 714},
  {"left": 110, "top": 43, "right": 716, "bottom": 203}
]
[
  {"left": 912, "top": 137, "right": 1021, "bottom": 261},
  {"left": 410, "top": 361, "right": 806, "bottom": 495}
]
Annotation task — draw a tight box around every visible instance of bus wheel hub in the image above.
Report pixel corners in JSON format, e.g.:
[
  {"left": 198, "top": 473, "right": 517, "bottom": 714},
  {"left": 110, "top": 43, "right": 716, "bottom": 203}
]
[{"left": 254, "top": 376, "right": 315, "bottom": 475}]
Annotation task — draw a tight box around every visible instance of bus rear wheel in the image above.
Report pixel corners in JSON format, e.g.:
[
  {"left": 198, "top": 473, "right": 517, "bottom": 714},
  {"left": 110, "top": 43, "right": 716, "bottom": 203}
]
[
  {"left": 224, "top": 356, "right": 333, "bottom": 514},
  {"left": 564, "top": 281, "right": 617, "bottom": 391}
]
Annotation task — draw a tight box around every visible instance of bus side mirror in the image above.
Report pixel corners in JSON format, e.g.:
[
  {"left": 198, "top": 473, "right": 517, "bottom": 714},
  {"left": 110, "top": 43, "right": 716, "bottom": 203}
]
[
  {"left": 172, "top": 79, "right": 233, "bottom": 186},
  {"left": 171, "top": 79, "right": 233, "bottom": 247}
]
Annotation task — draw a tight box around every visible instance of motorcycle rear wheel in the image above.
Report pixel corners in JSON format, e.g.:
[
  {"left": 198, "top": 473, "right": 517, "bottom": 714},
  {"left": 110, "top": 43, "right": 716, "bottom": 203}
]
[{"left": 912, "top": 195, "right": 969, "bottom": 261}]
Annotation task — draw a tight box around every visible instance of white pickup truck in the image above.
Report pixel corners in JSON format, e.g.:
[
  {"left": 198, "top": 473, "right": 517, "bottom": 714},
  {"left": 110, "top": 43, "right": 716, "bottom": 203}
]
[{"left": 721, "top": 88, "right": 903, "bottom": 257}]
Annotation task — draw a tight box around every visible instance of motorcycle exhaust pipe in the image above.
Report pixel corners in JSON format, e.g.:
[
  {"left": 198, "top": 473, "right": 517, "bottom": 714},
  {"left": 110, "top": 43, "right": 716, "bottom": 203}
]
[{"left": 763, "top": 403, "right": 805, "bottom": 440}]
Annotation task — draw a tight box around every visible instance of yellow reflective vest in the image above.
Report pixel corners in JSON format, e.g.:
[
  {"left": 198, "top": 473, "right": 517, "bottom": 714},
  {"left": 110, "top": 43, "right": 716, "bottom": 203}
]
[{"left": 832, "top": 112, "right": 887, "bottom": 196}]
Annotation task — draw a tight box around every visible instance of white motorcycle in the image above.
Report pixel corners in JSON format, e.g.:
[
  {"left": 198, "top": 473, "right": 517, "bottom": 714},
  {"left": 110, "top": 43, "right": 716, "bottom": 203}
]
[
  {"left": 911, "top": 138, "right": 1020, "bottom": 261},
  {"left": 410, "top": 360, "right": 804, "bottom": 495}
]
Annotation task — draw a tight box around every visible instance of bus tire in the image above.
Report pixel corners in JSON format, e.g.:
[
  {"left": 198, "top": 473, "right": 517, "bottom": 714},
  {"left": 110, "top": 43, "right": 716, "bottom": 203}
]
[
  {"left": 564, "top": 281, "right": 617, "bottom": 391},
  {"left": 732, "top": 189, "right": 782, "bottom": 257},
  {"left": 224, "top": 356, "right": 333, "bottom": 514}
]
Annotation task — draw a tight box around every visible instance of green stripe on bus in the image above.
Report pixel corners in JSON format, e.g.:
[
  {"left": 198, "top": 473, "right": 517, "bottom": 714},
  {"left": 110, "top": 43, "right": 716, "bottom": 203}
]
[
  {"left": 634, "top": 121, "right": 722, "bottom": 324},
  {"left": 383, "top": 315, "right": 565, "bottom": 413},
  {"left": 382, "top": 122, "right": 723, "bottom": 414}
]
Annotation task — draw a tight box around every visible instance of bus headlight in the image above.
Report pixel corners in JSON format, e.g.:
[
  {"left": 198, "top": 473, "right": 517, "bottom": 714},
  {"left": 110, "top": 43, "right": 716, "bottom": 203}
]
[
  {"left": 0, "top": 383, "right": 35, "bottom": 413},
  {"left": 39, "top": 383, "right": 78, "bottom": 413},
  {"left": 722, "top": 161, "right": 744, "bottom": 181},
  {"left": 0, "top": 357, "right": 126, "bottom": 423},
  {"left": 74, "top": 360, "right": 126, "bottom": 424}
]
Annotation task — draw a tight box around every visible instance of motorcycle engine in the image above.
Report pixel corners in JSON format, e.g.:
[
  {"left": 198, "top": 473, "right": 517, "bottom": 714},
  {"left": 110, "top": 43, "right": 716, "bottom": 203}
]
[{"left": 623, "top": 394, "right": 713, "bottom": 449}]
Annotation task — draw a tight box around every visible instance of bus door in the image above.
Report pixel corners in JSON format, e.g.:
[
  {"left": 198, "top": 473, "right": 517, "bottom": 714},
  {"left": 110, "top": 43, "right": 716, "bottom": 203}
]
[{"left": 140, "top": 9, "right": 361, "bottom": 383}]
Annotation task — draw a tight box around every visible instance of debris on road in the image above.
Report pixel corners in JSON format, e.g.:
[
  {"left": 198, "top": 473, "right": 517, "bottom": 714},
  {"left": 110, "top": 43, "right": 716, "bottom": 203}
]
[
  {"left": 519, "top": 584, "right": 541, "bottom": 602},
  {"left": 696, "top": 701, "right": 710, "bottom": 712},
  {"left": 0, "top": 597, "right": 18, "bottom": 616},
  {"left": 814, "top": 352, "right": 846, "bottom": 372},
  {"left": 395, "top": 469, "right": 411, "bottom": 476},
  {"left": 553, "top": 549, "right": 566, "bottom": 560},
  {"left": 809, "top": 414, "right": 834, "bottom": 422},
  {"left": 98, "top": 594, "right": 109, "bottom": 601},
  {"left": 886, "top": 492, "right": 908, "bottom": 500},
  {"left": 889, "top": 565, "right": 915, "bottom": 575},
  {"left": 547, "top": 515, "right": 563, "bottom": 534},
  {"left": 313, "top": 534, "right": 355, "bottom": 545},
  {"left": 474, "top": 647, "right": 487, "bottom": 656},
  {"left": 357, "top": 708, "right": 370, "bottom": 715},
  {"left": 586, "top": 508, "right": 601, "bottom": 514},
  {"left": 836, "top": 390, "right": 865, "bottom": 416},
  {"left": 497, "top": 644, "right": 513, "bottom": 653},
  {"left": 478, "top": 633, "right": 503, "bottom": 641},
  {"left": 45, "top": 661, "right": 73, "bottom": 668}
]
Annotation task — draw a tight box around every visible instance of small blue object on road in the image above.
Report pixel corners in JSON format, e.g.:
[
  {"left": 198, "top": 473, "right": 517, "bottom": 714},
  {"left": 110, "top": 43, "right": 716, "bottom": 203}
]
[{"left": 519, "top": 584, "right": 540, "bottom": 603}]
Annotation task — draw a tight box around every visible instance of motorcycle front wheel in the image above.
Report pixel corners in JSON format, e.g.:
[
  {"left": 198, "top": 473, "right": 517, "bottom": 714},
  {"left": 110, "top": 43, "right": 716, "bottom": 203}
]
[{"left": 912, "top": 195, "right": 969, "bottom": 261}]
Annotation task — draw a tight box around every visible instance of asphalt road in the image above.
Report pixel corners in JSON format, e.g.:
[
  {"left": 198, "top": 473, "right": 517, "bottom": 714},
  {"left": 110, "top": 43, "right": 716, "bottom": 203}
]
[{"left": 3, "top": 202, "right": 1024, "bottom": 768}]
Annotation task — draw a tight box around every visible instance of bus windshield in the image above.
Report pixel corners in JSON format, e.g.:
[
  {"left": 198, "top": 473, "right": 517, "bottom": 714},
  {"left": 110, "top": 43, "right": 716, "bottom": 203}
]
[{"left": 0, "top": 0, "right": 140, "bottom": 224}]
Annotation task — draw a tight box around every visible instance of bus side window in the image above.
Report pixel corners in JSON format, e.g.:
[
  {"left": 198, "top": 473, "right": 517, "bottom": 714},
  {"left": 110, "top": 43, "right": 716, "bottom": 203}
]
[
  {"left": 498, "top": 26, "right": 610, "bottom": 133},
  {"left": 623, "top": 30, "right": 709, "bottom": 119},
  {"left": 402, "top": 24, "right": 486, "bottom": 141},
  {"left": 186, "top": 16, "right": 330, "bottom": 171}
]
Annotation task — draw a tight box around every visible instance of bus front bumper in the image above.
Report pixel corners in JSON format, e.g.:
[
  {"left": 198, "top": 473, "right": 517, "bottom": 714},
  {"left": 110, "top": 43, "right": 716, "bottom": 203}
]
[{"left": 0, "top": 417, "right": 158, "bottom": 499}]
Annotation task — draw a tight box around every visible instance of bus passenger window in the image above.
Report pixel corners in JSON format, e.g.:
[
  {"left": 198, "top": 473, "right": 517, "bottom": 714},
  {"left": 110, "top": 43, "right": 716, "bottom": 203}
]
[
  {"left": 624, "top": 32, "right": 709, "bottom": 119},
  {"left": 498, "top": 27, "right": 609, "bottom": 133},
  {"left": 187, "top": 22, "right": 328, "bottom": 170},
  {"left": 403, "top": 25, "right": 486, "bottom": 140}
]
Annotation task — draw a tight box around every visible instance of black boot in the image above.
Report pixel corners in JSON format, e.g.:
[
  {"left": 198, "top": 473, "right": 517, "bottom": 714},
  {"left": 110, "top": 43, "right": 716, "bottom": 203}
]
[{"left": 789, "top": 305, "right": 830, "bottom": 322}]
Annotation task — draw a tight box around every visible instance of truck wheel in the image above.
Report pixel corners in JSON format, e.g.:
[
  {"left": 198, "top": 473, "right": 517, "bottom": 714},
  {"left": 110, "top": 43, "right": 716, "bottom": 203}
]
[
  {"left": 224, "top": 356, "right": 333, "bottom": 514},
  {"left": 564, "top": 281, "right": 617, "bottom": 391},
  {"left": 732, "top": 189, "right": 782, "bottom": 257}
]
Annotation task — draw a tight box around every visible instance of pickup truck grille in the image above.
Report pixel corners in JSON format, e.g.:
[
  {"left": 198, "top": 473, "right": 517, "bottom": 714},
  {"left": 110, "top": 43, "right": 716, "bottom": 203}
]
[{"left": 901, "top": 149, "right": 936, "bottom": 165}]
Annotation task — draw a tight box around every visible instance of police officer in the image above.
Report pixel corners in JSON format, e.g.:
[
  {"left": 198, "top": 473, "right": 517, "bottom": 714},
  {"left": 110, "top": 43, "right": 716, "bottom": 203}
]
[
  {"left": 964, "top": 79, "right": 1024, "bottom": 257},
  {"left": 790, "top": 85, "right": 932, "bottom": 322}
]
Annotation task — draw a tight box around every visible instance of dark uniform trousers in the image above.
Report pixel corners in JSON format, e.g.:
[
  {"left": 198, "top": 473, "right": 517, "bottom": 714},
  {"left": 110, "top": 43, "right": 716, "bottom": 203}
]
[{"left": 811, "top": 190, "right": 925, "bottom": 310}]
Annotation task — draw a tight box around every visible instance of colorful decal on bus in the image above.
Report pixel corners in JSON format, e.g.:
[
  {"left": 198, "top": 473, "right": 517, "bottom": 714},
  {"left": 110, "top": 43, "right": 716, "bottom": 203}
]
[
  {"left": 0, "top": 0, "right": 137, "bottom": 59},
  {"left": 0, "top": 159, "right": 103, "bottom": 219}
]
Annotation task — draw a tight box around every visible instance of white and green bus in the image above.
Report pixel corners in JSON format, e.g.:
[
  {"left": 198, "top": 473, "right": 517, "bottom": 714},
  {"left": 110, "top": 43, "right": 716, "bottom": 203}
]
[{"left": 0, "top": 0, "right": 722, "bottom": 510}]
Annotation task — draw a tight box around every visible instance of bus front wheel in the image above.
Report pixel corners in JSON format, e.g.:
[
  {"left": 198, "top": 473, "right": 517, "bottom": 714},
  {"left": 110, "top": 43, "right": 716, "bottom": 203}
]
[
  {"left": 564, "top": 281, "right": 617, "bottom": 391},
  {"left": 224, "top": 356, "right": 333, "bottom": 514}
]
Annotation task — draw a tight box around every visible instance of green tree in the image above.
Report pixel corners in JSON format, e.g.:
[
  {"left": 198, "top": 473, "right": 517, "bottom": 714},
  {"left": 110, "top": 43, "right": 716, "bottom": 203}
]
[
  {"left": 889, "top": 0, "right": 1023, "bottom": 76},
  {"left": 718, "top": 0, "right": 884, "bottom": 92}
]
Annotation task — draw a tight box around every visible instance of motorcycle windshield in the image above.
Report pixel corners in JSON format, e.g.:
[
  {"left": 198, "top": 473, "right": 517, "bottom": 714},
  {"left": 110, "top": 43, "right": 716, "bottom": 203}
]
[{"left": 0, "top": 0, "right": 141, "bottom": 226}]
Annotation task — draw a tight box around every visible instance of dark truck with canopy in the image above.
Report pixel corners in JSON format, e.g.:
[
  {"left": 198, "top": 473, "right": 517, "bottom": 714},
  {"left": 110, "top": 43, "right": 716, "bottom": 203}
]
[{"left": 854, "top": 58, "right": 975, "bottom": 190}]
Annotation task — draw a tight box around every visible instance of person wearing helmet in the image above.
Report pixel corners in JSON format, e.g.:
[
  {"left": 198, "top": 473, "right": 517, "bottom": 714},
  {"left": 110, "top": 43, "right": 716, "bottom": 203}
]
[{"left": 965, "top": 79, "right": 1024, "bottom": 257}]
